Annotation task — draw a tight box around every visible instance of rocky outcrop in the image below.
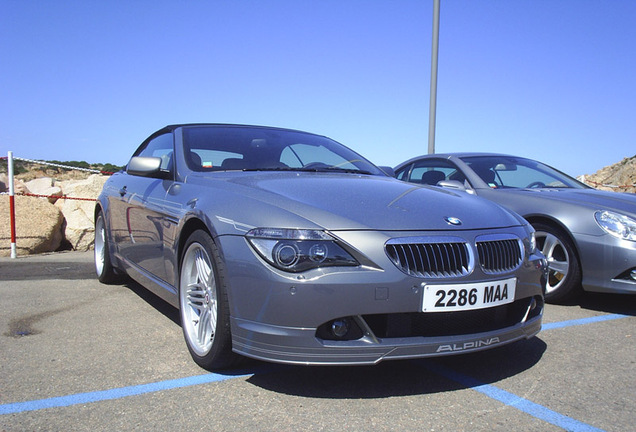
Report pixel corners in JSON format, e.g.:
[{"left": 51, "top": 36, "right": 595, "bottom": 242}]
[
  {"left": 54, "top": 175, "right": 107, "bottom": 252},
  {"left": 0, "top": 173, "right": 30, "bottom": 194},
  {"left": 25, "top": 177, "right": 63, "bottom": 203},
  {"left": 580, "top": 155, "right": 636, "bottom": 193},
  {"left": 1, "top": 174, "right": 107, "bottom": 256},
  {"left": 0, "top": 195, "right": 64, "bottom": 256}
]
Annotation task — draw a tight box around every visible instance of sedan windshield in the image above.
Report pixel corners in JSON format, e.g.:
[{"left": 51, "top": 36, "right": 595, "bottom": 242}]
[
  {"left": 182, "top": 125, "right": 384, "bottom": 176},
  {"left": 460, "top": 155, "right": 589, "bottom": 189}
]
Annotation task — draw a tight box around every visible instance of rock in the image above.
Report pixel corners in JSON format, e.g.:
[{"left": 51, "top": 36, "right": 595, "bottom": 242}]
[
  {"left": 25, "top": 177, "right": 53, "bottom": 190},
  {"left": 25, "top": 177, "right": 63, "bottom": 203},
  {"left": 0, "top": 195, "right": 64, "bottom": 256},
  {"left": 582, "top": 155, "right": 636, "bottom": 193},
  {"left": 54, "top": 174, "right": 107, "bottom": 251},
  {"left": 14, "top": 181, "right": 30, "bottom": 194},
  {"left": 2, "top": 163, "right": 113, "bottom": 255},
  {"left": 0, "top": 173, "right": 30, "bottom": 194}
]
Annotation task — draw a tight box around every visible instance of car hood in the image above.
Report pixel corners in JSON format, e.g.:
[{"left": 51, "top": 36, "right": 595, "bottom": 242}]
[
  {"left": 485, "top": 188, "right": 636, "bottom": 216},
  {"left": 190, "top": 172, "right": 524, "bottom": 231}
]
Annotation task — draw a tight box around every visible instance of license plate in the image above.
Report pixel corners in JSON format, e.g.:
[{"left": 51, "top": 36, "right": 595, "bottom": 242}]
[{"left": 422, "top": 278, "right": 517, "bottom": 312}]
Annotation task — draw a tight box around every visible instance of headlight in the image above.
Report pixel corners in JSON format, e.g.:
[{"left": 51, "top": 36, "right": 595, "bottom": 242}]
[
  {"left": 520, "top": 223, "right": 536, "bottom": 255},
  {"left": 594, "top": 210, "right": 636, "bottom": 241},
  {"left": 528, "top": 230, "right": 537, "bottom": 255},
  {"left": 246, "top": 228, "right": 359, "bottom": 272}
]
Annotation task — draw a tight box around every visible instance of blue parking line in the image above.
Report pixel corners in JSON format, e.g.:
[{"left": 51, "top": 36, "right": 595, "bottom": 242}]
[
  {"left": 0, "top": 313, "right": 631, "bottom": 419},
  {"left": 0, "top": 372, "right": 250, "bottom": 415},
  {"left": 424, "top": 362, "right": 606, "bottom": 432},
  {"left": 541, "top": 313, "right": 630, "bottom": 331}
]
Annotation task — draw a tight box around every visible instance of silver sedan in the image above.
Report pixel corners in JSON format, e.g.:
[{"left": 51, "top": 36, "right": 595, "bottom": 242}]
[
  {"left": 395, "top": 153, "right": 636, "bottom": 303},
  {"left": 95, "top": 126, "right": 545, "bottom": 370}
]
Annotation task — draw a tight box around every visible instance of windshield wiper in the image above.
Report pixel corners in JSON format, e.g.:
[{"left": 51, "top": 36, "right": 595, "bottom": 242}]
[
  {"left": 242, "top": 167, "right": 297, "bottom": 172},
  {"left": 299, "top": 166, "right": 375, "bottom": 175},
  {"left": 242, "top": 166, "right": 375, "bottom": 175}
]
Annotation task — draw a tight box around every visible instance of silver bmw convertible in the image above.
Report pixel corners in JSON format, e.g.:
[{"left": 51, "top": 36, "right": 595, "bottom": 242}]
[{"left": 95, "top": 124, "right": 545, "bottom": 370}]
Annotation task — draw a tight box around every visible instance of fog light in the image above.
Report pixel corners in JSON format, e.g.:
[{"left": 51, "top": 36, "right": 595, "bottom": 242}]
[
  {"left": 631, "top": 269, "right": 636, "bottom": 281},
  {"left": 331, "top": 319, "right": 350, "bottom": 338},
  {"left": 316, "top": 317, "right": 364, "bottom": 341}
]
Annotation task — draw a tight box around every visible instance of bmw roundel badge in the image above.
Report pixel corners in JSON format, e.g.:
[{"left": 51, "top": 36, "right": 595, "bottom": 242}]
[{"left": 444, "top": 216, "right": 462, "bottom": 226}]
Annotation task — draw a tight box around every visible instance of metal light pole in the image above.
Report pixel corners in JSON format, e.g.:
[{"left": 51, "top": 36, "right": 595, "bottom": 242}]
[{"left": 428, "top": 0, "right": 440, "bottom": 154}]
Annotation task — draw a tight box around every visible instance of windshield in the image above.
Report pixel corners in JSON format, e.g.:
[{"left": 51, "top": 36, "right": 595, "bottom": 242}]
[
  {"left": 182, "top": 125, "right": 384, "bottom": 176},
  {"left": 460, "top": 155, "right": 589, "bottom": 189}
]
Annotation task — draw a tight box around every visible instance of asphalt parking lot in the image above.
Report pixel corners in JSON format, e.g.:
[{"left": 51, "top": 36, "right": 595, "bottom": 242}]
[{"left": 1, "top": 251, "right": 634, "bottom": 432}]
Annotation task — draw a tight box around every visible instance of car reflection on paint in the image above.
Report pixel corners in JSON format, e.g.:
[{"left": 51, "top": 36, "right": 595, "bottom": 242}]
[{"left": 95, "top": 125, "right": 545, "bottom": 370}]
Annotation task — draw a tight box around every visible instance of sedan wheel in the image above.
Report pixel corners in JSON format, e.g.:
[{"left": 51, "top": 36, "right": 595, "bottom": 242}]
[
  {"left": 533, "top": 222, "right": 581, "bottom": 303},
  {"left": 179, "top": 230, "right": 237, "bottom": 370}
]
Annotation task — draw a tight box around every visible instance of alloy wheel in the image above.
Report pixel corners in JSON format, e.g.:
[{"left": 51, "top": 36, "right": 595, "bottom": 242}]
[
  {"left": 94, "top": 215, "right": 106, "bottom": 276},
  {"left": 180, "top": 242, "right": 218, "bottom": 356},
  {"left": 535, "top": 230, "right": 570, "bottom": 295}
]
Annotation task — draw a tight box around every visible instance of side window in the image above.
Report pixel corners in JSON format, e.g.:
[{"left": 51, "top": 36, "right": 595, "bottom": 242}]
[
  {"left": 408, "top": 159, "right": 466, "bottom": 186},
  {"left": 131, "top": 133, "right": 174, "bottom": 177},
  {"left": 395, "top": 165, "right": 412, "bottom": 181}
]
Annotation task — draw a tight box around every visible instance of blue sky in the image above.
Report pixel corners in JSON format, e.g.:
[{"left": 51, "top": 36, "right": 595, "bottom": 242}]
[{"left": 1, "top": 0, "right": 635, "bottom": 176}]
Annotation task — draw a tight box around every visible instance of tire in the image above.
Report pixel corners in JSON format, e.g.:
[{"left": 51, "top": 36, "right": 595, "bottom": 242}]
[
  {"left": 179, "top": 230, "right": 238, "bottom": 370},
  {"left": 94, "top": 211, "right": 124, "bottom": 284},
  {"left": 533, "top": 222, "right": 582, "bottom": 303}
]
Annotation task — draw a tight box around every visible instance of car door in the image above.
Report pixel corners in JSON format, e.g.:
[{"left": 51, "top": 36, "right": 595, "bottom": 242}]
[{"left": 111, "top": 132, "right": 175, "bottom": 284}]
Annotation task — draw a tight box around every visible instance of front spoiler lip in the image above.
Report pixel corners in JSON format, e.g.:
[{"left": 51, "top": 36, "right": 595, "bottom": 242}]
[{"left": 230, "top": 314, "right": 542, "bottom": 366}]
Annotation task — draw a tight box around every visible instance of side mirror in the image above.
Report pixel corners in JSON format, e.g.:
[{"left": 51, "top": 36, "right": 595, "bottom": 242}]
[
  {"left": 127, "top": 156, "right": 162, "bottom": 177},
  {"left": 377, "top": 166, "right": 396, "bottom": 177},
  {"left": 437, "top": 180, "right": 467, "bottom": 192}
]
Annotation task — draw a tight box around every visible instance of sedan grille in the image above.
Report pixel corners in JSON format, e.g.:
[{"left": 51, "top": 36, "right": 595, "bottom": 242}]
[
  {"left": 385, "top": 237, "right": 473, "bottom": 278},
  {"left": 476, "top": 235, "right": 523, "bottom": 275}
]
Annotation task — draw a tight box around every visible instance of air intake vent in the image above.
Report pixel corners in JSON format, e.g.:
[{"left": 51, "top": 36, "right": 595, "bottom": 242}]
[
  {"left": 476, "top": 235, "right": 523, "bottom": 274},
  {"left": 386, "top": 236, "right": 473, "bottom": 278}
]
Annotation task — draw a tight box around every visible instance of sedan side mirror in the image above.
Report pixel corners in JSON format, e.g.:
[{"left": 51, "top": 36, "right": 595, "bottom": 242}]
[
  {"left": 437, "top": 180, "right": 468, "bottom": 192},
  {"left": 377, "top": 166, "right": 396, "bottom": 177}
]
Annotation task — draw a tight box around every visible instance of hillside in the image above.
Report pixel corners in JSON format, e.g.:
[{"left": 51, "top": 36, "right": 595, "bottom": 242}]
[
  {"left": 579, "top": 155, "right": 636, "bottom": 193},
  {"left": 0, "top": 159, "right": 124, "bottom": 182}
]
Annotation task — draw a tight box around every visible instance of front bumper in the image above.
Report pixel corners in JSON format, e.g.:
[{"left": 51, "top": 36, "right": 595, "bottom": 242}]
[
  {"left": 218, "top": 228, "right": 545, "bottom": 365},
  {"left": 231, "top": 307, "right": 542, "bottom": 365},
  {"left": 577, "top": 232, "right": 636, "bottom": 294}
]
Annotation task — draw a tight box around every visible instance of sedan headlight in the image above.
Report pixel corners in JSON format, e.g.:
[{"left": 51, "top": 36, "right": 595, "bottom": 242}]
[
  {"left": 246, "top": 228, "right": 359, "bottom": 272},
  {"left": 594, "top": 210, "right": 636, "bottom": 241},
  {"left": 519, "top": 223, "right": 536, "bottom": 255},
  {"left": 528, "top": 230, "right": 537, "bottom": 255}
]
